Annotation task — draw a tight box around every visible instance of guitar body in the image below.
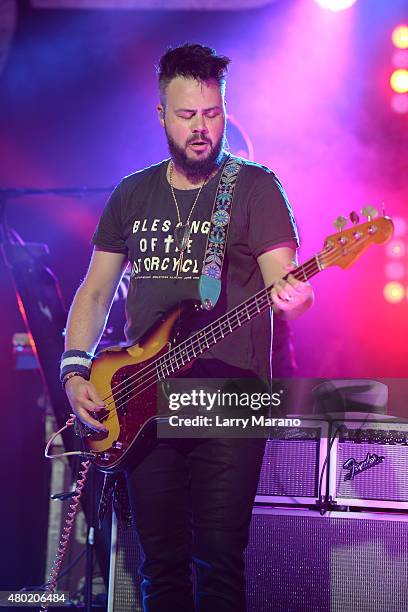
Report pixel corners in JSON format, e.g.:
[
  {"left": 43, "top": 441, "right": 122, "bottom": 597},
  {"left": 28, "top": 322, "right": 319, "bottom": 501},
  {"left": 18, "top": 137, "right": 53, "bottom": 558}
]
[{"left": 87, "top": 300, "right": 204, "bottom": 472}]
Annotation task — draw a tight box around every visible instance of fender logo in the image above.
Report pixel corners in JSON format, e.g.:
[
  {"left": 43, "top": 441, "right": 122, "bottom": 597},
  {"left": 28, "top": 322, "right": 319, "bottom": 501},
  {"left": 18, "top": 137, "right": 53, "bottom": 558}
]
[{"left": 342, "top": 453, "right": 385, "bottom": 481}]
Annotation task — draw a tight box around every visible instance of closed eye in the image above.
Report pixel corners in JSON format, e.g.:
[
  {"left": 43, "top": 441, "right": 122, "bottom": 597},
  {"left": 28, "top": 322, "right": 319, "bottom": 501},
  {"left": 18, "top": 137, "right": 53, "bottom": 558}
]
[{"left": 177, "top": 111, "right": 195, "bottom": 119}]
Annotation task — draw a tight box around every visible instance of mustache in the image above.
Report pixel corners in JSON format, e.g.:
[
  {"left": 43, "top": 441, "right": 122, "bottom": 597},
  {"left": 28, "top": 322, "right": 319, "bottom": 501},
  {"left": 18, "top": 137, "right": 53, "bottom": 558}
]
[{"left": 187, "top": 135, "right": 212, "bottom": 145}]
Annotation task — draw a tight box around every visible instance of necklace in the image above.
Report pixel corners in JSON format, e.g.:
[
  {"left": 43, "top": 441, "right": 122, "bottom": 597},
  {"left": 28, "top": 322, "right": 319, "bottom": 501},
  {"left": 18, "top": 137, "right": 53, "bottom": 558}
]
[{"left": 169, "top": 160, "right": 209, "bottom": 277}]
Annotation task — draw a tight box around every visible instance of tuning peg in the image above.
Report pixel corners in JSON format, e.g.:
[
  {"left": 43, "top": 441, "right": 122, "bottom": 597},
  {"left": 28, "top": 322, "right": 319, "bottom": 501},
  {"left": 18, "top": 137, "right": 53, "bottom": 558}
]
[
  {"left": 361, "top": 205, "right": 378, "bottom": 221},
  {"left": 333, "top": 216, "right": 348, "bottom": 231},
  {"left": 350, "top": 211, "right": 359, "bottom": 225}
]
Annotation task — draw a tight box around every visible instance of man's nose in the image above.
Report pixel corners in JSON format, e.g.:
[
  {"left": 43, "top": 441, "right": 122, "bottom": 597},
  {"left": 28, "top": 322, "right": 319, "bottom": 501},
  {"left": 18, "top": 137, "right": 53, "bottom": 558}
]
[{"left": 191, "top": 114, "right": 208, "bottom": 133}]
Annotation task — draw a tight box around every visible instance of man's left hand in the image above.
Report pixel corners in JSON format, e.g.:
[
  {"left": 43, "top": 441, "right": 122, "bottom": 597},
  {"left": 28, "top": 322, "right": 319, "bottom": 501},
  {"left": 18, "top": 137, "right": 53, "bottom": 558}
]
[{"left": 271, "top": 274, "right": 314, "bottom": 319}]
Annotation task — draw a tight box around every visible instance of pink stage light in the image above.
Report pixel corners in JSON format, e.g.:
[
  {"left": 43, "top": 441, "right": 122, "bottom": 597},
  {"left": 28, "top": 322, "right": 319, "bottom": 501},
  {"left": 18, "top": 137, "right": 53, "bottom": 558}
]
[
  {"left": 392, "top": 25, "right": 408, "bottom": 50},
  {"left": 314, "top": 0, "right": 357, "bottom": 11},
  {"left": 386, "top": 240, "right": 406, "bottom": 258},
  {"left": 383, "top": 281, "right": 405, "bottom": 304},
  {"left": 390, "top": 69, "right": 408, "bottom": 94}
]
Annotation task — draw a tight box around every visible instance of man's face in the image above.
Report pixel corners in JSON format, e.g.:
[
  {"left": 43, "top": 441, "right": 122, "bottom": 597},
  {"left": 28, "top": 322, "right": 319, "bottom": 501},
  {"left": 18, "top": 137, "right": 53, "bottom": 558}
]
[{"left": 158, "top": 76, "right": 226, "bottom": 180}]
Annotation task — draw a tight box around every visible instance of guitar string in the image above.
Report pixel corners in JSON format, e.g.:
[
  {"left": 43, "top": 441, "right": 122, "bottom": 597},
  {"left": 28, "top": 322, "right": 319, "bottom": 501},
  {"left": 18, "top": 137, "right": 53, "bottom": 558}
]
[
  {"left": 92, "top": 234, "right": 373, "bottom": 428},
  {"left": 99, "top": 249, "right": 328, "bottom": 401},
  {"left": 97, "top": 246, "right": 330, "bottom": 404},
  {"left": 98, "top": 296, "right": 273, "bottom": 423},
  {"left": 98, "top": 235, "right": 370, "bottom": 414},
  {"left": 92, "top": 233, "right": 375, "bottom": 434},
  {"left": 98, "top": 220, "right": 386, "bottom": 406}
]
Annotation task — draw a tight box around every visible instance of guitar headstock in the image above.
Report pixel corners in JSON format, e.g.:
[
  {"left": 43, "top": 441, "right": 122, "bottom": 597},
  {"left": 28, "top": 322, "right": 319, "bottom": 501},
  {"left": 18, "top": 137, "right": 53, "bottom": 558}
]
[{"left": 319, "top": 209, "right": 394, "bottom": 270}]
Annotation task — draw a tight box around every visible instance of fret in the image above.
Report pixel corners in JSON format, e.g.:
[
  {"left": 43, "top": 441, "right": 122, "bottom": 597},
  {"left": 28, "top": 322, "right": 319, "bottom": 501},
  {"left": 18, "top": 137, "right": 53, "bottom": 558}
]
[
  {"left": 164, "top": 360, "right": 170, "bottom": 377},
  {"left": 190, "top": 341, "right": 197, "bottom": 358},
  {"left": 212, "top": 327, "right": 217, "bottom": 344},
  {"left": 245, "top": 303, "right": 250, "bottom": 320},
  {"left": 228, "top": 317, "right": 233, "bottom": 333},
  {"left": 300, "top": 264, "right": 308, "bottom": 282},
  {"left": 195, "top": 333, "right": 203, "bottom": 354},
  {"left": 172, "top": 351, "right": 180, "bottom": 369},
  {"left": 156, "top": 361, "right": 162, "bottom": 382},
  {"left": 220, "top": 322, "right": 225, "bottom": 339},
  {"left": 167, "top": 354, "right": 174, "bottom": 373},
  {"left": 175, "top": 352, "right": 182, "bottom": 370},
  {"left": 262, "top": 290, "right": 270, "bottom": 307},
  {"left": 255, "top": 296, "right": 261, "bottom": 314}
]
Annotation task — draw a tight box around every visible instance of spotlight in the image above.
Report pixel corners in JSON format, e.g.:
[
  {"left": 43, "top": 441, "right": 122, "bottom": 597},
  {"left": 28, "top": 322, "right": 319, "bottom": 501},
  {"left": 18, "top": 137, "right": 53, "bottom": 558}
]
[
  {"left": 390, "top": 69, "right": 408, "bottom": 94},
  {"left": 392, "top": 25, "right": 408, "bottom": 50},
  {"left": 383, "top": 282, "right": 405, "bottom": 304},
  {"left": 314, "top": 0, "right": 358, "bottom": 11},
  {"left": 385, "top": 240, "right": 406, "bottom": 258}
]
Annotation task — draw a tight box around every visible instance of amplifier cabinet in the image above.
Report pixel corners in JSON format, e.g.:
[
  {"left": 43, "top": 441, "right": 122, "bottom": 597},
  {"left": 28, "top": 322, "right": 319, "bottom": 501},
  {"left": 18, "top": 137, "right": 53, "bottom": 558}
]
[
  {"left": 329, "top": 420, "right": 408, "bottom": 509},
  {"left": 108, "top": 508, "right": 408, "bottom": 611},
  {"left": 246, "top": 508, "right": 408, "bottom": 612},
  {"left": 108, "top": 513, "right": 142, "bottom": 612},
  {"left": 255, "top": 418, "right": 329, "bottom": 504}
]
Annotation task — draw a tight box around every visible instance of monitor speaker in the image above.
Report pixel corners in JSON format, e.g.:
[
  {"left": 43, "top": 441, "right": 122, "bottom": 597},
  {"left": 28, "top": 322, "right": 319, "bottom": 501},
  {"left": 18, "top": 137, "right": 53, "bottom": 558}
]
[
  {"left": 329, "top": 419, "right": 408, "bottom": 509},
  {"left": 255, "top": 418, "right": 328, "bottom": 504}
]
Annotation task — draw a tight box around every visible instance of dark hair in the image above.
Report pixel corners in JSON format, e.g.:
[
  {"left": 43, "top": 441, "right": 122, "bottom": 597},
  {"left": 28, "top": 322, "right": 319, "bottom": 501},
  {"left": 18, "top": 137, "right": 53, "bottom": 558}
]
[{"left": 157, "top": 43, "right": 231, "bottom": 104}]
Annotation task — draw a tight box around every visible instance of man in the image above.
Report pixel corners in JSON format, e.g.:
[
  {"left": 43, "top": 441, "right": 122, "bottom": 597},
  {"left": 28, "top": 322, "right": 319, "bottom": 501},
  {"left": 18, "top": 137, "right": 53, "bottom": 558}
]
[{"left": 62, "top": 43, "right": 313, "bottom": 611}]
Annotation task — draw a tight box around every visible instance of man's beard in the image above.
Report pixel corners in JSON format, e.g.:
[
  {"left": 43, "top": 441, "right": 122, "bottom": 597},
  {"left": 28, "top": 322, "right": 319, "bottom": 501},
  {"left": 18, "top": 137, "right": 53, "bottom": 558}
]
[{"left": 165, "top": 127, "right": 226, "bottom": 182}]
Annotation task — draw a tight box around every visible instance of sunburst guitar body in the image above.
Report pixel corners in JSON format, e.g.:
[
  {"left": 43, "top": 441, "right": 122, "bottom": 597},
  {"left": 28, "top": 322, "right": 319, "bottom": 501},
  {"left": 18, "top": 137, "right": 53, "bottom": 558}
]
[{"left": 84, "top": 301, "right": 205, "bottom": 472}]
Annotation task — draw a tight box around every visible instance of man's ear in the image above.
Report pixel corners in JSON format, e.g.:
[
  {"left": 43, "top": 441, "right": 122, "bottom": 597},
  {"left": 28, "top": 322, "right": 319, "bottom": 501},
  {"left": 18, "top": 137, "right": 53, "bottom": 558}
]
[{"left": 157, "top": 104, "right": 165, "bottom": 127}]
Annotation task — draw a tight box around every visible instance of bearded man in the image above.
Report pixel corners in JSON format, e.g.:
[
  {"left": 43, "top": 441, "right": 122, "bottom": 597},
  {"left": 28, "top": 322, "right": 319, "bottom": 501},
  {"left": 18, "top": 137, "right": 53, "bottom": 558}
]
[{"left": 62, "top": 43, "right": 313, "bottom": 612}]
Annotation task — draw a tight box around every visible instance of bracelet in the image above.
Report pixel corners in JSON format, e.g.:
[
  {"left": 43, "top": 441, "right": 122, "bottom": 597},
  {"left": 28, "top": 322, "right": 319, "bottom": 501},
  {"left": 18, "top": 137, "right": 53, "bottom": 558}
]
[
  {"left": 60, "top": 349, "right": 93, "bottom": 383},
  {"left": 62, "top": 372, "right": 88, "bottom": 389}
]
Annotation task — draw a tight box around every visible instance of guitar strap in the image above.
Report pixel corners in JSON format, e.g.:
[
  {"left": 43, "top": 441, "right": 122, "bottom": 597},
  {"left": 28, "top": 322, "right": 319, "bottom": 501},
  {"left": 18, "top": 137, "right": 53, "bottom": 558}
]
[{"left": 198, "top": 154, "right": 245, "bottom": 310}]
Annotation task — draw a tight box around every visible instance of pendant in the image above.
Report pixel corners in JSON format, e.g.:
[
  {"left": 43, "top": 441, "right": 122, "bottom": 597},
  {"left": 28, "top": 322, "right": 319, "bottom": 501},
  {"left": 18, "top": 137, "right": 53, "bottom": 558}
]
[
  {"left": 176, "top": 251, "right": 184, "bottom": 277},
  {"left": 174, "top": 222, "right": 191, "bottom": 253}
]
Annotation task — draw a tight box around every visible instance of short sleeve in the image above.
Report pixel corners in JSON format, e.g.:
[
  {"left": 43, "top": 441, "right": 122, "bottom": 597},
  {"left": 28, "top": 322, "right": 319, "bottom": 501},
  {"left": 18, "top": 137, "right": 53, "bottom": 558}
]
[
  {"left": 91, "top": 183, "right": 128, "bottom": 254},
  {"left": 246, "top": 170, "right": 299, "bottom": 258}
]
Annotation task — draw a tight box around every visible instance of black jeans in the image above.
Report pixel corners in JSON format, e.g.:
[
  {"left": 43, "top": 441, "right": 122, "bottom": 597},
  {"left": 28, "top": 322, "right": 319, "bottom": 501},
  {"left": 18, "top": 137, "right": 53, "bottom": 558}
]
[{"left": 125, "top": 359, "right": 267, "bottom": 612}]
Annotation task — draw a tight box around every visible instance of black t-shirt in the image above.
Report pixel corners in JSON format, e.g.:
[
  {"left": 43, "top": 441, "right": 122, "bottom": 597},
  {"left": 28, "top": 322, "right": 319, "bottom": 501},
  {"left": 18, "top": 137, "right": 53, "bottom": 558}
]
[{"left": 91, "top": 156, "right": 299, "bottom": 380}]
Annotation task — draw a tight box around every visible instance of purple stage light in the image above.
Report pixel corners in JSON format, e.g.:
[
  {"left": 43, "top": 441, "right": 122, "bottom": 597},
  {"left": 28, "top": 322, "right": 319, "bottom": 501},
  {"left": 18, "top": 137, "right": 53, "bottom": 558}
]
[{"left": 314, "top": 0, "right": 358, "bottom": 11}]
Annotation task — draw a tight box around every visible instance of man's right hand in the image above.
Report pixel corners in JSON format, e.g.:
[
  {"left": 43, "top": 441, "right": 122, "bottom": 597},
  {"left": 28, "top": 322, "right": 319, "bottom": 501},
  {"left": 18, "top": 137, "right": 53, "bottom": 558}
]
[{"left": 65, "top": 376, "right": 108, "bottom": 433}]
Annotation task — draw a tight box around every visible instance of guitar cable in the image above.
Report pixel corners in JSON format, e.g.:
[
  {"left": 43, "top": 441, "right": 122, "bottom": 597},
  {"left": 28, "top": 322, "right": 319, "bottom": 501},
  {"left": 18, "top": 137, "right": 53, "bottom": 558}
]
[
  {"left": 40, "top": 457, "right": 91, "bottom": 610},
  {"left": 317, "top": 424, "right": 347, "bottom": 515},
  {"left": 41, "top": 415, "right": 94, "bottom": 610}
]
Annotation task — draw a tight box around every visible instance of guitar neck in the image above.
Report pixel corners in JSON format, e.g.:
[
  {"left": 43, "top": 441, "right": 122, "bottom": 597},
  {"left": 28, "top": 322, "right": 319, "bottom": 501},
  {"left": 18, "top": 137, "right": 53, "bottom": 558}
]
[{"left": 155, "top": 254, "right": 322, "bottom": 379}]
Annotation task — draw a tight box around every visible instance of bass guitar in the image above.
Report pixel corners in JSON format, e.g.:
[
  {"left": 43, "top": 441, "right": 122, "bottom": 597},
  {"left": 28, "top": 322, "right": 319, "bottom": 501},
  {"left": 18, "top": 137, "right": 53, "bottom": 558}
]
[{"left": 76, "top": 211, "right": 393, "bottom": 472}]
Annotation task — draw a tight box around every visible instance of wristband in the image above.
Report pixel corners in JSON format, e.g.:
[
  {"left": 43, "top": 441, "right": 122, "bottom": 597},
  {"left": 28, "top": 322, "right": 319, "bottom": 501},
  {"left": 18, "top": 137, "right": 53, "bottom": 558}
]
[
  {"left": 62, "top": 371, "right": 89, "bottom": 389},
  {"left": 60, "top": 349, "right": 93, "bottom": 383}
]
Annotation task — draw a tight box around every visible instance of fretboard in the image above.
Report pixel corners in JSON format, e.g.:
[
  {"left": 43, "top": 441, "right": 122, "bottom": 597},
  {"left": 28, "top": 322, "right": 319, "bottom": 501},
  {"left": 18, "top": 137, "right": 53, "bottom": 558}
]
[{"left": 155, "top": 254, "right": 322, "bottom": 381}]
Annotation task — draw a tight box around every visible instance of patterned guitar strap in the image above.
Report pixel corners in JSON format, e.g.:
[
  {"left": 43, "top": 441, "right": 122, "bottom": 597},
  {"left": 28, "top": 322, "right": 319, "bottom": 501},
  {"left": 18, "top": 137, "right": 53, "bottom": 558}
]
[{"left": 198, "top": 154, "right": 245, "bottom": 309}]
